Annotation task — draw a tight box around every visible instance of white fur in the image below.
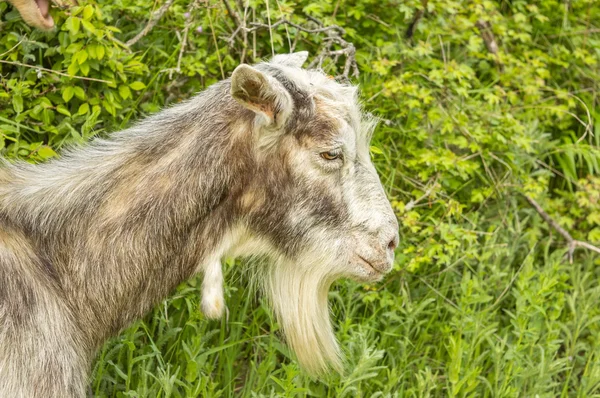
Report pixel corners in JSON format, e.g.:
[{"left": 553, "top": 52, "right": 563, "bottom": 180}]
[{"left": 201, "top": 259, "right": 225, "bottom": 319}]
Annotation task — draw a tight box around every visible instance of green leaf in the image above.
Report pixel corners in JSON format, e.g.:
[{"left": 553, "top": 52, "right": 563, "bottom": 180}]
[
  {"left": 102, "top": 99, "right": 116, "bottom": 116},
  {"left": 82, "top": 4, "right": 94, "bottom": 20},
  {"left": 56, "top": 104, "right": 71, "bottom": 117},
  {"left": 67, "top": 60, "right": 79, "bottom": 76},
  {"left": 79, "top": 61, "right": 90, "bottom": 76},
  {"left": 87, "top": 44, "right": 97, "bottom": 59},
  {"left": 62, "top": 86, "right": 74, "bottom": 103},
  {"left": 70, "top": 5, "right": 83, "bottom": 16},
  {"left": 64, "top": 17, "right": 81, "bottom": 36},
  {"left": 96, "top": 45, "right": 105, "bottom": 60},
  {"left": 65, "top": 42, "right": 83, "bottom": 54},
  {"left": 370, "top": 145, "right": 384, "bottom": 155},
  {"left": 73, "top": 87, "right": 86, "bottom": 100},
  {"left": 105, "top": 26, "right": 122, "bottom": 33},
  {"left": 12, "top": 94, "right": 23, "bottom": 113},
  {"left": 65, "top": 122, "right": 83, "bottom": 142},
  {"left": 76, "top": 50, "right": 88, "bottom": 65},
  {"left": 81, "top": 20, "right": 97, "bottom": 34},
  {"left": 129, "top": 81, "right": 146, "bottom": 90},
  {"left": 41, "top": 109, "right": 54, "bottom": 125},
  {"left": 119, "top": 85, "right": 131, "bottom": 100},
  {"left": 78, "top": 103, "right": 90, "bottom": 115},
  {"left": 185, "top": 361, "right": 198, "bottom": 383}
]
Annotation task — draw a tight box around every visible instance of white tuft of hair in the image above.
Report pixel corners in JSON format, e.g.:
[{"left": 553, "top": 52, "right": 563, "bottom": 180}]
[{"left": 201, "top": 259, "right": 226, "bottom": 319}]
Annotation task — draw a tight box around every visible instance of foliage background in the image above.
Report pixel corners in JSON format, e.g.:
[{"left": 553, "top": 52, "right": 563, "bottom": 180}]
[{"left": 2, "top": 0, "right": 600, "bottom": 396}]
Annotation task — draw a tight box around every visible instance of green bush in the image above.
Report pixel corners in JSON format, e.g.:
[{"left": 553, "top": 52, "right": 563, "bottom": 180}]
[{"left": 2, "top": 0, "right": 600, "bottom": 396}]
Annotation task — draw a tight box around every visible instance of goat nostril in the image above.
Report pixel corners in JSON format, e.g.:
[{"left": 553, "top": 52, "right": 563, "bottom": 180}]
[{"left": 388, "top": 236, "right": 398, "bottom": 251}]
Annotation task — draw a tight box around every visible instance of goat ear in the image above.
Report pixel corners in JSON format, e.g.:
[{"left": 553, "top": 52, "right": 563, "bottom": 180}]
[
  {"left": 231, "top": 64, "right": 284, "bottom": 124},
  {"left": 271, "top": 51, "right": 309, "bottom": 68}
]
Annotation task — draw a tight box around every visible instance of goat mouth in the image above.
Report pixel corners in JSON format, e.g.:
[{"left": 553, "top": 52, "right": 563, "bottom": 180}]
[{"left": 356, "top": 255, "right": 383, "bottom": 275}]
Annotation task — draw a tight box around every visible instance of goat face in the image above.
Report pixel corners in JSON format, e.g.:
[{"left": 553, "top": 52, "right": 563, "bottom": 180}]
[
  {"left": 228, "top": 53, "right": 399, "bottom": 375},
  {"left": 231, "top": 53, "right": 399, "bottom": 283}
]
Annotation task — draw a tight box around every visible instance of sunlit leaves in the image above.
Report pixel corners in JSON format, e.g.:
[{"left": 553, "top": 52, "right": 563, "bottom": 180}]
[
  {"left": 64, "top": 16, "right": 81, "bottom": 36},
  {"left": 0, "top": 1, "right": 148, "bottom": 153}
]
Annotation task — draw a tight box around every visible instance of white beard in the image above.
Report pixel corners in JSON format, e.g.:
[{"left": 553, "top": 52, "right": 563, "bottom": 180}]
[{"left": 260, "top": 244, "right": 347, "bottom": 376}]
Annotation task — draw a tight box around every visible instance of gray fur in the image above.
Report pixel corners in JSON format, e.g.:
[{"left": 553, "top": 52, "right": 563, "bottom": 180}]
[{"left": 0, "top": 53, "right": 398, "bottom": 396}]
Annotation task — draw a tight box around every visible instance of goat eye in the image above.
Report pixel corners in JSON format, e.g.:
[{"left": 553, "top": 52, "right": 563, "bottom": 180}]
[{"left": 320, "top": 149, "right": 342, "bottom": 161}]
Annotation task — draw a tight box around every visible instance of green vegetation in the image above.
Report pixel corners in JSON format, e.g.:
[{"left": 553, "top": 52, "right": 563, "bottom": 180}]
[{"left": 2, "top": 0, "right": 600, "bottom": 396}]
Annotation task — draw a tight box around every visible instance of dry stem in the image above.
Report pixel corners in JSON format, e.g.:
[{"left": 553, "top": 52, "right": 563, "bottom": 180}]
[
  {"left": 475, "top": 19, "right": 502, "bottom": 70},
  {"left": 221, "top": 7, "right": 357, "bottom": 80},
  {"left": 161, "top": 0, "right": 203, "bottom": 79},
  {"left": 126, "top": 0, "right": 176, "bottom": 47},
  {"left": 524, "top": 195, "right": 600, "bottom": 263},
  {"left": 0, "top": 60, "right": 112, "bottom": 84}
]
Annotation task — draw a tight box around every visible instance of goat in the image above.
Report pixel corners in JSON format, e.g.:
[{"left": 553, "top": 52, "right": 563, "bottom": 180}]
[{"left": 0, "top": 52, "right": 399, "bottom": 397}]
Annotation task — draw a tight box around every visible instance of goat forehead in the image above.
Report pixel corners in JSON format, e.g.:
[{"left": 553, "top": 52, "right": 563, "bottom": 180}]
[
  {"left": 266, "top": 63, "right": 352, "bottom": 97},
  {"left": 296, "top": 93, "right": 364, "bottom": 142},
  {"left": 263, "top": 63, "right": 360, "bottom": 116}
]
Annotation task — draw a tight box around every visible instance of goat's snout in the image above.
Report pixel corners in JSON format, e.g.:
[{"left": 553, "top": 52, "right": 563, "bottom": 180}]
[
  {"left": 352, "top": 227, "right": 399, "bottom": 277},
  {"left": 377, "top": 229, "right": 399, "bottom": 272},
  {"left": 387, "top": 231, "right": 399, "bottom": 252}
]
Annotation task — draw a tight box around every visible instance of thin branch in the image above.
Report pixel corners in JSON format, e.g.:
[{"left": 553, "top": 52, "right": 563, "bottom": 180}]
[
  {"left": 417, "top": 276, "right": 461, "bottom": 311},
  {"left": 223, "top": 24, "right": 243, "bottom": 47},
  {"left": 246, "top": 18, "right": 345, "bottom": 35},
  {"left": 548, "top": 28, "right": 600, "bottom": 38},
  {"left": 240, "top": 4, "right": 248, "bottom": 63},
  {"left": 475, "top": 19, "right": 503, "bottom": 70},
  {"left": 274, "top": 0, "right": 292, "bottom": 53},
  {"left": 406, "top": 9, "right": 424, "bottom": 39},
  {"left": 366, "top": 13, "right": 391, "bottom": 28},
  {"left": 0, "top": 60, "right": 112, "bottom": 84},
  {"left": 0, "top": 40, "right": 24, "bottom": 58},
  {"left": 207, "top": 6, "right": 225, "bottom": 79},
  {"left": 223, "top": 11, "right": 357, "bottom": 81},
  {"left": 405, "top": 180, "right": 437, "bottom": 212},
  {"left": 265, "top": 0, "right": 274, "bottom": 57},
  {"left": 405, "top": 0, "right": 428, "bottom": 39},
  {"left": 307, "top": 30, "right": 359, "bottom": 80},
  {"left": 126, "top": 0, "right": 175, "bottom": 47},
  {"left": 218, "top": 6, "right": 357, "bottom": 80},
  {"left": 491, "top": 245, "right": 535, "bottom": 308},
  {"left": 221, "top": 0, "right": 248, "bottom": 54},
  {"left": 252, "top": 7, "right": 256, "bottom": 61},
  {"left": 524, "top": 195, "right": 600, "bottom": 263},
  {"left": 222, "top": 0, "right": 242, "bottom": 26}
]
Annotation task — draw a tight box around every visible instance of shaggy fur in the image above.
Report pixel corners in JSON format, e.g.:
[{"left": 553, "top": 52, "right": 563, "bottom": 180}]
[{"left": 0, "top": 52, "right": 399, "bottom": 397}]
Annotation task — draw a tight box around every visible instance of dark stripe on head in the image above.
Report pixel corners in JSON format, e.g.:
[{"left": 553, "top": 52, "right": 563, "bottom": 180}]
[{"left": 258, "top": 65, "right": 312, "bottom": 109}]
